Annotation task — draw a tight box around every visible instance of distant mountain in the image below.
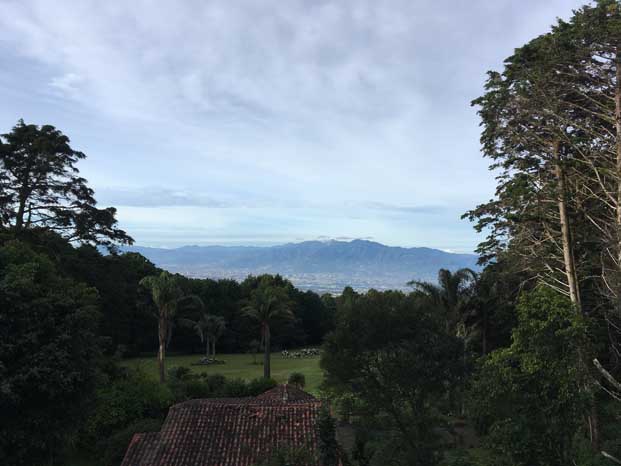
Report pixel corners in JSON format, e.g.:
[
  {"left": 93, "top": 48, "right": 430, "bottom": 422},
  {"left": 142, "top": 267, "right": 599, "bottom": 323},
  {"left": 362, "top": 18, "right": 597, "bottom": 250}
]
[{"left": 125, "top": 239, "right": 479, "bottom": 293}]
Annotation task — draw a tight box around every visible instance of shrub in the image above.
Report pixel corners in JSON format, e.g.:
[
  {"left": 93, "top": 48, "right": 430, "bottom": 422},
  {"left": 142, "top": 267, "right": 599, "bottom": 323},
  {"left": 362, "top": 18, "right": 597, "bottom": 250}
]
[
  {"left": 168, "top": 366, "right": 192, "bottom": 381},
  {"left": 318, "top": 404, "right": 338, "bottom": 466},
  {"left": 83, "top": 369, "right": 173, "bottom": 445},
  {"left": 255, "top": 446, "right": 317, "bottom": 466},
  {"left": 247, "top": 377, "right": 278, "bottom": 396},
  {"left": 201, "top": 373, "right": 227, "bottom": 395},
  {"left": 166, "top": 371, "right": 279, "bottom": 401},
  {"left": 167, "top": 366, "right": 199, "bottom": 400},
  {"left": 97, "top": 418, "right": 163, "bottom": 466},
  {"left": 224, "top": 378, "right": 250, "bottom": 397},
  {"left": 184, "top": 379, "right": 212, "bottom": 399},
  {"left": 288, "top": 372, "right": 306, "bottom": 388}
]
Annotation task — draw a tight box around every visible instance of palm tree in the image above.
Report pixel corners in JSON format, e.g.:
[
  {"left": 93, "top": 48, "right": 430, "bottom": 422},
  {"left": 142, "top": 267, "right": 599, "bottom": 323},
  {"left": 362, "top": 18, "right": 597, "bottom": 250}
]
[
  {"left": 409, "top": 268, "right": 477, "bottom": 415},
  {"left": 140, "top": 271, "right": 203, "bottom": 383},
  {"left": 180, "top": 314, "right": 226, "bottom": 360},
  {"left": 180, "top": 313, "right": 211, "bottom": 358},
  {"left": 206, "top": 315, "right": 226, "bottom": 359},
  {"left": 408, "top": 268, "right": 477, "bottom": 335},
  {"left": 243, "top": 280, "right": 293, "bottom": 378}
]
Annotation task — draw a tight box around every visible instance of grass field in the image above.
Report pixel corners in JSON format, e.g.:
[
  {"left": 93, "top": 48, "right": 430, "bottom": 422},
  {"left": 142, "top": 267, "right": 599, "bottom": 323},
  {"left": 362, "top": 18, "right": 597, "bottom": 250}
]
[{"left": 122, "top": 352, "right": 324, "bottom": 393}]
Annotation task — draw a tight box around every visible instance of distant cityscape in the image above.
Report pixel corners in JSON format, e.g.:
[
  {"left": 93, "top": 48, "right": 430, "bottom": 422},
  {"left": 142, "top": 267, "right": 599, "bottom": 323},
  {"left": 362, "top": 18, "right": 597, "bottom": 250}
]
[
  {"left": 127, "top": 239, "right": 479, "bottom": 293},
  {"left": 171, "top": 267, "right": 417, "bottom": 293}
]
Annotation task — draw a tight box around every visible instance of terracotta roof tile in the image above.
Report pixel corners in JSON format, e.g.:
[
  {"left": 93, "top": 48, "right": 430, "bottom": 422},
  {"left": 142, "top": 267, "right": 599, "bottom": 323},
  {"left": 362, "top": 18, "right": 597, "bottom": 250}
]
[
  {"left": 255, "top": 384, "right": 317, "bottom": 404},
  {"left": 120, "top": 385, "right": 322, "bottom": 466}
]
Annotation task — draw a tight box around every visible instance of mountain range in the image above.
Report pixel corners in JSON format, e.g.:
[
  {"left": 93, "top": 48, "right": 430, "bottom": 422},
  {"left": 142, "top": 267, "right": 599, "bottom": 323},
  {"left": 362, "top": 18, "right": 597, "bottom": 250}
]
[{"left": 125, "top": 239, "right": 479, "bottom": 293}]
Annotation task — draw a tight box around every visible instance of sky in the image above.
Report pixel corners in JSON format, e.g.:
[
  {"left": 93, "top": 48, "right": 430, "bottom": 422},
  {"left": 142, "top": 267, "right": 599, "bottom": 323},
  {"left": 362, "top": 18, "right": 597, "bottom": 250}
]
[{"left": 0, "top": 0, "right": 587, "bottom": 252}]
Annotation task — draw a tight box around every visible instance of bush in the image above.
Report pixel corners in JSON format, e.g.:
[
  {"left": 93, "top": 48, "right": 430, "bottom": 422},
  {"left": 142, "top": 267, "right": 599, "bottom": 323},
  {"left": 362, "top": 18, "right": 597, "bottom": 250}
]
[
  {"left": 224, "top": 378, "right": 250, "bottom": 397},
  {"left": 83, "top": 369, "right": 173, "bottom": 446},
  {"left": 247, "top": 377, "right": 278, "bottom": 396},
  {"left": 255, "top": 446, "right": 317, "bottom": 466},
  {"left": 168, "top": 366, "right": 192, "bottom": 381},
  {"left": 184, "top": 379, "right": 213, "bottom": 399},
  {"left": 167, "top": 366, "right": 199, "bottom": 400},
  {"left": 201, "top": 373, "right": 228, "bottom": 395},
  {"left": 166, "top": 370, "right": 277, "bottom": 401},
  {"left": 288, "top": 372, "right": 306, "bottom": 388},
  {"left": 97, "top": 418, "right": 163, "bottom": 466}
]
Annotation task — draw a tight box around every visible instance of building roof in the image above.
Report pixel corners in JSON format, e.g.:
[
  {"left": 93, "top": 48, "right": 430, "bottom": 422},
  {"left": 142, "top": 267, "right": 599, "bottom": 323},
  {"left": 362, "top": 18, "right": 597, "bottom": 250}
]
[
  {"left": 254, "top": 384, "right": 317, "bottom": 403},
  {"left": 120, "top": 385, "right": 322, "bottom": 466}
]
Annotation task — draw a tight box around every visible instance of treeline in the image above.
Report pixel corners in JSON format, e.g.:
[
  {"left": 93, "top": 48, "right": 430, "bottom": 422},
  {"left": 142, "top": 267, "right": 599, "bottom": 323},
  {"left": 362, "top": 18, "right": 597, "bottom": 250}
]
[{"left": 1, "top": 232, "right": 336, "bottom": 358}]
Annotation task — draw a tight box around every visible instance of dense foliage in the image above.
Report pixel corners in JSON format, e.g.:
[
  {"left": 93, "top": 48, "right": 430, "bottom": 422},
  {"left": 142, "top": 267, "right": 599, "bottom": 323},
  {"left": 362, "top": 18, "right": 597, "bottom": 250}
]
[
  {"left": 0, "top": 227, "right": 339, "bottom": 464},
  {"left": 459, "top": 1, "right": 621, "bottom": 463},
  {"left": 321, "top": 290, "right": 462, "bottom": 465},
  {"left": 469, "top": 287, "right": 589, "bottom": 466},
  {"left": 7, "top": 2, "right": 621, "bottom": 465},
  {"left": 0, "top": 239, "right": 101, "bottom": 465}
]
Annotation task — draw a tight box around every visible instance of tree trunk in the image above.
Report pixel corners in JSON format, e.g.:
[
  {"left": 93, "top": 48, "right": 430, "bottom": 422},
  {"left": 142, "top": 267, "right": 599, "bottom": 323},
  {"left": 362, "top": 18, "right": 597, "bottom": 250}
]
[
  {"left": 212, "top": 340, "right": 216, "bottom": 359},
  {"left": 616, "top": 49, "right": 621, "bottom": 280},
  {"left": 158, "top": 318, "right": 167, "bottom": 383},
  {"left": 589, "top": 403, "right": 600, "bottom": 451},
  {"left": 205, "top": 335, "right": 210, "bottom": 358},
  {"left": 552, "top": 139, "right": 582, "bottom": 311},
  {"left": 263, "top": 324, "right": 271, "bottom": 379},
  {"left": 552, "top": 136, "right": 600, "bottom": 450},
  {"left": 25, "top": 203, "right": 33, "bottom": 228},
  {"left": 15, "top": 195, "right": 27, "bottom": 230},
  {"left": 482, "top": 307, "right": 488, "bottom": 356}
]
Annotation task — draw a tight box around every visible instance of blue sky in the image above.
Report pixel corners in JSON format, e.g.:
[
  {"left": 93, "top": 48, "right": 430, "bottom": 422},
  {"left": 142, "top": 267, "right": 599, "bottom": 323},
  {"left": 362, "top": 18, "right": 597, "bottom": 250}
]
[{"left": 0, "top": 0, "right": 586, "bottom": 252}]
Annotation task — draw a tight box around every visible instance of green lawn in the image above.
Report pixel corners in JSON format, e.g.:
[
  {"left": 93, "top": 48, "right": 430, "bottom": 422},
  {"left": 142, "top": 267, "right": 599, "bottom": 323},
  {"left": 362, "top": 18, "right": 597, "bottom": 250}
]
[{"left": 122, "top": 352, "right": 324, "bottom": 394}]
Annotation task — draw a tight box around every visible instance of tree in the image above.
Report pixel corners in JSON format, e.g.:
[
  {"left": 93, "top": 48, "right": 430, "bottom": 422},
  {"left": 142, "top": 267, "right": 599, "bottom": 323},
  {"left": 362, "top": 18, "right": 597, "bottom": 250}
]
[
  {"left": 464, "top": 8, "right": 621, "bottom": 448},
  {"left": 469, "top": 287, "right": 589, "bottom": 466},
  {"left": 466, "top": 260, "right": 522, "bottom": 356},
  {"left": 0, "top": 239, "right": 101, "bottom": 465},
  {"left": 180, "top": 313, "right": 212, "bottom": 358},
  {"left": 140, "top": 272, "right": 203, "bottom": 383},
  {"left": 317, "top": 404, "right": 339, "bottom": 466},
  {"left": 463, "top": 26, "right": 594, "bottom": 310},
  {"left": 248, "top": 339, "right": 261, "bottom": 364},
  {"left": 321, "top": 290, "right": 462, "bottom": 465},
  {"left": 243, "top": 277, "right": 293, "bottom": 378},
  {"left": 206, "top": 314, "right": 226, "bottom": 359},
  {"left": 408, "top": 268, "right": 477, "bottom": 335},
  {"left": 287, "top": 372, "right": 306, "bottom": 389},
  {"left": 182, "top": 313, "right": 227, "bottom": 359},
  {"left": 0, "top": 120, "right": 132, "bottom": 247}
]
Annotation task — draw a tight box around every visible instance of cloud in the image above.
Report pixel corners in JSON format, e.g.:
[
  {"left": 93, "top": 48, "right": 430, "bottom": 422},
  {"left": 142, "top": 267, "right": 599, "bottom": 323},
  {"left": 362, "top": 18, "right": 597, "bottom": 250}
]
[
  {"left": 0, "top": 0, "right": 587, "bottom": 251},
  {"left": 97, "top": 187, "right": 232, "bottom": 208},
  {"left": 97, "top": 186, "right": 449, "bottom": 215},
  {"left": 49, "top": 72, "right": 83, "bottom": 96},
  {"left": 313, "top": 235, "right": 374, "bottom": 241},
  {"left": 354, "top": 201, "right": 447, "bottom": 215}
]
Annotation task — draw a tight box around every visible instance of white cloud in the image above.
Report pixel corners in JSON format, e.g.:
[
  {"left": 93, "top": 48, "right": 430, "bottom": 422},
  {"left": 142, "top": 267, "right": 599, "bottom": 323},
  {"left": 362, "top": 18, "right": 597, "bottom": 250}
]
[
  {"left": 0, "top": 0, "right": 587, "bottom": 250},
  {"left": 49, "top": 72, "right": 83, "bottom": 96}
]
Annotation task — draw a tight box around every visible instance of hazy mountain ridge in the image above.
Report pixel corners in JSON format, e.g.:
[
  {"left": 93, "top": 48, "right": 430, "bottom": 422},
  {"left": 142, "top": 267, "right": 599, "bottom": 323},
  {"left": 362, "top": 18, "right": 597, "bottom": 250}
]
[{"left": 125, "top": 239, "right": 479, "bottom": 292}]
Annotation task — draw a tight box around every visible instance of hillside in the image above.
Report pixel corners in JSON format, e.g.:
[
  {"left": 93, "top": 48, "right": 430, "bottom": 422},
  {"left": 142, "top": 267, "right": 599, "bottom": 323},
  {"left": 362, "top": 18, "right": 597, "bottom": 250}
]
[{"left": 126, "top": 239, "right": 479, "bottom": 293}]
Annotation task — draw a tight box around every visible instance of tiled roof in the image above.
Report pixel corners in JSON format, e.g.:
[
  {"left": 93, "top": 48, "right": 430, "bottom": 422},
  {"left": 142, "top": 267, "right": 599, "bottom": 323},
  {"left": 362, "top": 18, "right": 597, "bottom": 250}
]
[
  {"left": 122, "top": 433, "right": 163, "bottom": 465},
  {"left": 255, "top": 384, "right": 317, "bottom": 404},
  {"left": 120, "top": 385, "right": 322, "bottom": 466}
]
